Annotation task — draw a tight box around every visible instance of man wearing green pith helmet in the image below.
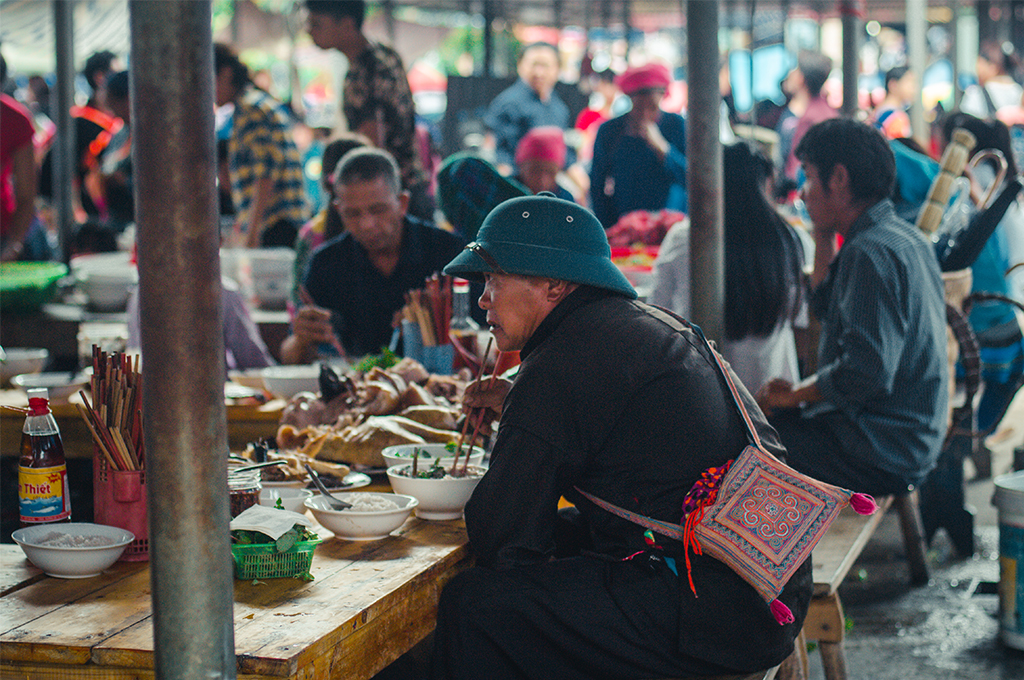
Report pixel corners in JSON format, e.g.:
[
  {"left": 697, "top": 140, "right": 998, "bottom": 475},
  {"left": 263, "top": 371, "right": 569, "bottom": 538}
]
[{"left": 428, "top": 193, "right": 811, "bottom": 679}]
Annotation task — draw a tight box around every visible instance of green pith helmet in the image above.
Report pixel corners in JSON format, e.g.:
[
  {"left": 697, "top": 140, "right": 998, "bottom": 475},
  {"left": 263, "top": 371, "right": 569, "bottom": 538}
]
[{"left": 443, "top": 193, "right": 637, "bottom": 299}]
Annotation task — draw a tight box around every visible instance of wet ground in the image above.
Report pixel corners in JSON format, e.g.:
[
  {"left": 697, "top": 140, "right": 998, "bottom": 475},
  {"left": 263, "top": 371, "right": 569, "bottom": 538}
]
[{"left": 806, "top": 390, "right": 1024, "bottom": 680}]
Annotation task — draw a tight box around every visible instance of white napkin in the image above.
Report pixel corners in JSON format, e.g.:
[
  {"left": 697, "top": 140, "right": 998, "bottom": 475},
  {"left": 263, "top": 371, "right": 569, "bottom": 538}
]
[{"left": 230, "top": 504, "right": 313, "bottom": 541}]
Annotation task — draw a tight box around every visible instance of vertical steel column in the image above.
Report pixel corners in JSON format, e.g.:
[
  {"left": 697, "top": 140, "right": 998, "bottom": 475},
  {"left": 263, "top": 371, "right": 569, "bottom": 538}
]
[
  {"left": 687, "top": 1, "right": 725, "bottom": 345},
  {"left": 483, "top": 0, "right": 494, "bottom": 77},
  {"left": 840, "top": 0, "right": 860, "bottom": 117},
  {"left": 950, "top": 0, "right": 961, "bottom": 110},
  {"left": 52, "top": 0, "right": 75, "bottom": 264},
  {"left": 129, "top": 2, "right": 235, "bottom": 679},
  {"left": 907, "top": 0, "right": 928, "bottom": 146}
]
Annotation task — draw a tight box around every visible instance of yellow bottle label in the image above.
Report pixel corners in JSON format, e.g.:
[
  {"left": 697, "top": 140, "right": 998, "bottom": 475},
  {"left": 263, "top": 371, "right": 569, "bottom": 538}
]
[{"left": 19, "top": 464, "right": 71, "bottom": 523}]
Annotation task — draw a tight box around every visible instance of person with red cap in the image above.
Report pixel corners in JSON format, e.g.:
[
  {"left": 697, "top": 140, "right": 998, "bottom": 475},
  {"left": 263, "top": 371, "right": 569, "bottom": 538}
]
[
  {"left": 589, "top": 61, "right": 688, "bottom": 229},
  {"left": 512, "top": 126, "right": 575, "bottom": 202}
]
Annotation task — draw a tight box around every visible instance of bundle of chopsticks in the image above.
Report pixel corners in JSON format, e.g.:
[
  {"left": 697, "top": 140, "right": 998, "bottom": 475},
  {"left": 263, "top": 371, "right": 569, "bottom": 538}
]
[
  {"left": 401, "top": 273, "right": 452, "bottom": 347},
  {"left": 76, "top": 348, "right": 144, "bottom": 472},
  {"left": 449, "top": 337, "right": 501, "bottom": 476}
]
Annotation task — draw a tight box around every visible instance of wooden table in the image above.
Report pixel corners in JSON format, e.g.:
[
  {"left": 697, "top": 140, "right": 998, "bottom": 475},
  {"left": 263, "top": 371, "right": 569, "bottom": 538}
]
[
  {"left": 1, "top": 517, "right": 471, "bottom": 679},
  {"left": 0, "top": 390, "right": 286, "bottom": 457}
]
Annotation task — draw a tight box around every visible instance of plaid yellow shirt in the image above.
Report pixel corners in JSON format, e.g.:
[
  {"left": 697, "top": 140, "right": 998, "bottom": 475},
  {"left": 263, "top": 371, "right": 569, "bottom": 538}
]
[{"left": 229, "top": 87, "right": 306, "bottom": 234}]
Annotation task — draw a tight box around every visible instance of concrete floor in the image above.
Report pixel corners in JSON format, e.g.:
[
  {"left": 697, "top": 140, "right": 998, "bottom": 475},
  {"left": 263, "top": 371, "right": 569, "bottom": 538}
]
[{"left": 805, "top": 390, "right": 1024, "bottom": 680}]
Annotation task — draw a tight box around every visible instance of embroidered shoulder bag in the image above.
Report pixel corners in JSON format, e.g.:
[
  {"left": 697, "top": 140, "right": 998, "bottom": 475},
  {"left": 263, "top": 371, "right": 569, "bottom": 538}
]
[{"left": 577, "top": 323, "right": 877, "bottom": 625}]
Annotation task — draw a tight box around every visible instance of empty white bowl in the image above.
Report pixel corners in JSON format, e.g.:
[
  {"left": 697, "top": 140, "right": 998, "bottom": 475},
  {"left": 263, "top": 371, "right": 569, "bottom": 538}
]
[
  {"left": 12, "top": 522, "right": 135, "bottom": 578},
  {"left": 260, "top": 487, "right": 314, "bottom": 514},
  {"left": 381, "top": 443, "right": 486, "bottom": 471},
  {"left": 1, "top": 347, "right": 49, "bottom": 383},
  {"left": 386, "top": 464, "right": 487, "bottom": 520},
  {"left": 260, "top": 364, "right": 321, "bottom": 399},
  {"left": 12, "top": 371, "right": 90, "bottom": 402},
  {"left": 305, "top": 492, "right": 418, "bottom": 540}
]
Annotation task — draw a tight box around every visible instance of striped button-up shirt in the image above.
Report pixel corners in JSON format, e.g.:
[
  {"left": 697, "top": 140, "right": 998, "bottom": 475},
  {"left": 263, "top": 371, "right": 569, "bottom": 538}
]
[
  {"left": 809, "top": 199, "right": 949, "bottom": 484},
  {"left": 229, "top": 87, "right": 306, "bottom": 235}
]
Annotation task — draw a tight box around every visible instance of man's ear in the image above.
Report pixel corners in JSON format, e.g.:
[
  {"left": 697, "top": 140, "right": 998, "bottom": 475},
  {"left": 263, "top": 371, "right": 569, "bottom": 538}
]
[
  {"left": 545, "top": 279, "right": 576, "bottom": 302},
  {"left": 397, "top": 190, "right": 410, "bottom": 216},
  {"left": 828, "top": 163, "right": 850, "bottom": 194}
]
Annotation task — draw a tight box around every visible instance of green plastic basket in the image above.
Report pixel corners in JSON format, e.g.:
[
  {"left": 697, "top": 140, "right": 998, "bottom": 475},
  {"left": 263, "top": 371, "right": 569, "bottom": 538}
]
[
  {"left": 0, "top": 261, "right": 68, "bottom": 313},
  {"left": 231, "top": 538, "right": 322, "bottom": 580}
]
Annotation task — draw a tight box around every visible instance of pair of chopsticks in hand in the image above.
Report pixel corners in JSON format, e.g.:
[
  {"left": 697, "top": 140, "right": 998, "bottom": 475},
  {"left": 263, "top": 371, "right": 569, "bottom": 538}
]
[{"left": 449, "top": 337, "right": 501, "bottom": 476}]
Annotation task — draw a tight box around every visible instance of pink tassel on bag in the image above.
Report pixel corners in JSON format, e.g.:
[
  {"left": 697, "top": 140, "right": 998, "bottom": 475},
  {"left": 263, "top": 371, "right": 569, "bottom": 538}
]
[
  {"left": 850, "top": 493, "right": 878, "bottom": 515},
  {"left": 770, "top": 599, "right": 795, "bottom": 625}
]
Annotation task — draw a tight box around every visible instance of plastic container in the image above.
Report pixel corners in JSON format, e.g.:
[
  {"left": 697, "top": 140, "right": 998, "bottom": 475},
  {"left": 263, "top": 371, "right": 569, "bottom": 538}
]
[
  {"left": 93, "top": 453, "right": 148, "bottom": 561},
  {"left": 231, "top": 538, "right": 322, "bottom": 580},
  {"left": 993, "top": 471, "right": 1024, "bottom": 650}
]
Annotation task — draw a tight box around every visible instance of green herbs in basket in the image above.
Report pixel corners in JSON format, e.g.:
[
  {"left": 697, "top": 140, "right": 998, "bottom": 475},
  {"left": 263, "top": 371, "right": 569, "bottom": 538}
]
[{"left": 230, "top": 524, "right": 321, "bottom": 582}]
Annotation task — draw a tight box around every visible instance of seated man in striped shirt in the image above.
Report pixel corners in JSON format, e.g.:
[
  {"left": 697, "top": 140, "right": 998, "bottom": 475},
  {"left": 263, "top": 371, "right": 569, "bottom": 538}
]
[{"left": 756, "top": 118, "right": 949, "bottom": 497}]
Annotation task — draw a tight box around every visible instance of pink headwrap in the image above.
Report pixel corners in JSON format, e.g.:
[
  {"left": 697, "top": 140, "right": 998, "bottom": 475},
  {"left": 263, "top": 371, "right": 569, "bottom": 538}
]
[
  {"left": 514, "top": 126, "right": 567, "bottom": 168},
  {"left": 616, "top": 63, "right": 672, "bottom": 95}
]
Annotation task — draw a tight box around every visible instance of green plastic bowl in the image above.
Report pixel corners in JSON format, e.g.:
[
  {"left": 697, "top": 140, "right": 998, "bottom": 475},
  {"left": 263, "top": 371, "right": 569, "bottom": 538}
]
[{"left": 0, "top": 262, "right": 68, "bottom": 313}]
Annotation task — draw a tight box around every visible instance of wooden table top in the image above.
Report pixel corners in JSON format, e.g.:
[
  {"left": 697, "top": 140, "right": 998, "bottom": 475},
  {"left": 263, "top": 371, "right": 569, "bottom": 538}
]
[{"left": 1, "top": 517, "right": 471, "bottom": 679}]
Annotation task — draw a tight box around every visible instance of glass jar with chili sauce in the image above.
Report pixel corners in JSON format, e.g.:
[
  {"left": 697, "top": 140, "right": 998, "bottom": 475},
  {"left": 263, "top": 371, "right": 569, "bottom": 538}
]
[{"left": 19, "top": 388, "right": 72, "bottom": 527}]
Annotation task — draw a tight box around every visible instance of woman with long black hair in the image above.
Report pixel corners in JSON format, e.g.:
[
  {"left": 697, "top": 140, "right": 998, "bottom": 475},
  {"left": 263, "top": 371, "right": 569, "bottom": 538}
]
[{"left": 649, "top": 140, "right": 808, "bottom": 392}]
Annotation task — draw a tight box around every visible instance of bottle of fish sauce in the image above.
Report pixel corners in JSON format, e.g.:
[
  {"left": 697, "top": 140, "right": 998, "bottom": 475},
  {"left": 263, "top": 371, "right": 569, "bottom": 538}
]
[{"left": 19, "top": 388, "right": 72, "bottom": 527}]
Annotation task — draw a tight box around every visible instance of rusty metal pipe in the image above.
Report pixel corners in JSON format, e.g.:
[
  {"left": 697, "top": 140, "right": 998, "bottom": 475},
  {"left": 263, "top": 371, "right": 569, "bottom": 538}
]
[
  {"left": 687, "top": 0, "right": 724, "bottom": 345},
  {"left": 840, "top": 0, "right": 860, "bottom": 117},
  {"left": 129, "top": 1, "right": 235, "bottom": 678},
  {"left": 52, "top": 0, "right": 75, "bottom": 263}
]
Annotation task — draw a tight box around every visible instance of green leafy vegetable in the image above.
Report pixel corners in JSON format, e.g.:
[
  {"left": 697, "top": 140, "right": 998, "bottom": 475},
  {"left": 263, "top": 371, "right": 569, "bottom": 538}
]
[{"left": 355, "top": 347, "right": 398, "bottom": 373}]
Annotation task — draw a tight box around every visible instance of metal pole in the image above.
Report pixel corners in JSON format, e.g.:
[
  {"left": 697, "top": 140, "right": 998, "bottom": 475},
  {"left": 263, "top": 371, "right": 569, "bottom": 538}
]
[
  {"left": 129, "top": 2, "right": 235, "bottom": 679},
  {"left": 907, "top": 0, "right": 928, "bottom": 147},
  {"left": 950, "top": 0, "right": 961, "bottom": 110},
  {"left": 840, "top": 0, "right": 860, "bottom": 117},
  {"left": 687, "top": 0, "right": 725, "bottom": 345},
  {"left": 52, "top": 0, "right": 75, "bottom": 264},
  {"left": 483, "top": 0, "right": 494, "bottom": 78}
]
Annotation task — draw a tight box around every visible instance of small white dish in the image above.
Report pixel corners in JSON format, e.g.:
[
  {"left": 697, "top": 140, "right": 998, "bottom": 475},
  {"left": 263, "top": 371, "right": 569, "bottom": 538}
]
[
  {"left": 386, "top": 464, "right": 487, "bottom": 521},
  {"left": 12, "top": 522, "right": 135, "bottom": 578},
  {"left": 305, "top": 492, "right": 417, "bottom": 540},
  {"left": 11, "top": 371, "right": 90, "bottom": 402},
  {"left": 381, "top": 443, "right": 486, "bottom": 471},
  {"left": 259, "top": 487, "right": 313, "bottom": 514}
]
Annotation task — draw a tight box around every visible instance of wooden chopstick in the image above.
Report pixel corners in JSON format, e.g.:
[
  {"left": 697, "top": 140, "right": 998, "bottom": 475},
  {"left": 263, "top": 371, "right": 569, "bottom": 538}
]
[{"left": 450, "top": 337, "right": 494, "bottom": 475}]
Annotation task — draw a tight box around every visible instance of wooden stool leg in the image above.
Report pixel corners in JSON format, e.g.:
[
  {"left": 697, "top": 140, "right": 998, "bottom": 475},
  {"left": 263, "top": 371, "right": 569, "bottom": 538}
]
[
  {"left": 818, "top": 640, "right": 848, "bottom": 680},
  {"left": 895, "top": 490, "right": 930, "bottom": 585}
]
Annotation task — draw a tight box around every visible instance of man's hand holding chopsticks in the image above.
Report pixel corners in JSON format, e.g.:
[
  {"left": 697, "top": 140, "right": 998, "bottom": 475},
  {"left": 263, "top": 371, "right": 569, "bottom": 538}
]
[{"left": 462, "top": 376, "right": 512, "bottom": 427}]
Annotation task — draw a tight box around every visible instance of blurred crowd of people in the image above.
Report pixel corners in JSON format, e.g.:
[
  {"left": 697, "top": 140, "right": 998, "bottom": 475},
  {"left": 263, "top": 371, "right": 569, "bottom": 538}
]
[{"left": 1, "top": 2, "right": 1022, "bottom": 400}]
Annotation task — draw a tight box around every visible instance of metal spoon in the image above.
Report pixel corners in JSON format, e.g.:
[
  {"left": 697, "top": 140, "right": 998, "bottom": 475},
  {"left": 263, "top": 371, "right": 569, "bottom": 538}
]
[{"left": 303, "top": 463, "right": 352, "bottom": 510}]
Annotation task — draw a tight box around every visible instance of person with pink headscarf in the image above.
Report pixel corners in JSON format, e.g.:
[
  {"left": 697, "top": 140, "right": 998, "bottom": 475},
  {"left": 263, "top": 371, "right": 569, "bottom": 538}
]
[
  {"left": 512, "top": 126, "right": 576, "bottom": 202},
  {"left": 589, "top": 62, "right": 688, "bottom": 228}
]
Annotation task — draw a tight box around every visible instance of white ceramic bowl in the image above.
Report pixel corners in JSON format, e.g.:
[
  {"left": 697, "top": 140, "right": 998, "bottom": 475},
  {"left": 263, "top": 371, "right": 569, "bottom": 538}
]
[
  {"left": 260, "top": 487, "right": 314, "bottom": 514},
  {"left": 381, "top": 443, "right": 486, "bottom": 471},
  {"left": 305, "top": 492, "right": 418, "bottom": 540},
  {"left": 260, "top": 364, "right": 321, "bottom": 399},
  {"left": 71, "top": 252, "right": 138, "bottom": 312},
  {"left": 249, "top": 248, "right": 295, "bottom": 310},
  {"left": 12, "top": 371, "right": 90, "bottom": 402},
  {"left": 386, "top": 464, "right": 487, "bottom": 520},
  {"left": 12, "top": 522, "right": 135, "bottom": 578},
  {"left": 1, "top": 347, "right": 49, "bottom": 383}
]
